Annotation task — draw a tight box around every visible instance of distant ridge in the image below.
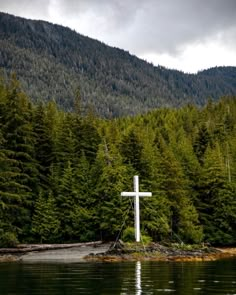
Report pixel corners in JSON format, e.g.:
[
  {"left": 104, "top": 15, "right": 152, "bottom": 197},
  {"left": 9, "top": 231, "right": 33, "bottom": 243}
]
[{"left": 0, "top": 11, "right": 236, "bottom": 117}]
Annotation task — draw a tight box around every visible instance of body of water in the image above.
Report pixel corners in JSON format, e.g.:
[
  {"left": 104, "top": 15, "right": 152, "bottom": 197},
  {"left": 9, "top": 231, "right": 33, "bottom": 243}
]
[{"left": 1, "top": 258, "right": 236, "bottom": 294}]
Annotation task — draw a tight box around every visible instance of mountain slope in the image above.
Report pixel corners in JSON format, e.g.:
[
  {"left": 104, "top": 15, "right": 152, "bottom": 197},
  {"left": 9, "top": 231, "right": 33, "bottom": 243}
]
[{"left": 0, "top": 12, "right": 236, "bottom": 117}]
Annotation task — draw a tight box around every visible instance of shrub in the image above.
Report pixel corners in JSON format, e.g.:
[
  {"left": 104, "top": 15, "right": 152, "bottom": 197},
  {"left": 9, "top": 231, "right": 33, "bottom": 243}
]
[
  {"left": 122, "top": 227, "right": 135, "bottom": 242},
  {"left": 0, "top": 232, "right": 18, "bottom": 248},
  {"left": 122, "top": 227, "right": 152, "bottom": 244}
]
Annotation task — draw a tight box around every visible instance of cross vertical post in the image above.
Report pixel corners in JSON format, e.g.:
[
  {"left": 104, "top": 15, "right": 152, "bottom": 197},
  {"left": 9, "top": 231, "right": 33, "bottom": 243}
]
[
  {"left": 134, "top": 175, "right": 140, "bottom": 242},
  {"left": 121, "top": 175, "right": 152, "bottom": 242}
]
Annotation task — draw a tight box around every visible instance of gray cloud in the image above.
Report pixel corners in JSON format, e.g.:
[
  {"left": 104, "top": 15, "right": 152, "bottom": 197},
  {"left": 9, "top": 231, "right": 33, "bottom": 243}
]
[
  {"left": 51, "top": 0, "right": 236, "bottom": 58},
  {"left": 0, "top": 0, "right": 50, "bottom": 19},
  {"left": 1, "top": 0, "right": 236, "bottom": 70},
  {"left": 54, "top": 0, "right": 144, "bottom": 33},
  {"left": 93, "top": 0, "right": 236, "bottom": 55}
]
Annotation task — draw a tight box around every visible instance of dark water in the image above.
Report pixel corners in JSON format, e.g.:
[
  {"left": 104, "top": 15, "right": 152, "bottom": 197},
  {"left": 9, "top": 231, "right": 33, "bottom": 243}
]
[{"left": 1, "top": 259, "right": 236, "bottom": 294}]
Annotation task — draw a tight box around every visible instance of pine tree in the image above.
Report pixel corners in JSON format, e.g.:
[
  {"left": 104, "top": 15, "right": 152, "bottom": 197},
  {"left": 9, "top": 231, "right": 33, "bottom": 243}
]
[
  {"left": 197, "top": 144, "right": 236, "bottom": 244},
  {"left": 1, "top": 77, "right": 38, "bottom": 241},
  {"left": 120, "top": 127, "right": 147, "bottom": 176},
  {"left": 95, "top": 141, "right": 131, "bottom": 240},
  {"left": 70, "top": 152, "right": 98, "bottom": 241},
  {"left": 193, "top": 124, "right": 211, "bottom": 165},
  {"left": 31, "top": 191, "right": 60, "bottom": 243},
  {"left": 0, "top": 130, "right": 23, "bottom": 246},
  {"left": 53, "top": 161, "right": 77, "bottom": 241},
  {"left": 33, "top": 103, "right": 55, "bottom": 187},
  {"left": 157, "top": 138, "right": 203, "bottom": 243},
  {"left": 54, "top": 112, "right": 76, "bottom": 170},
  {"left": 136, "top": 128, "right": 171, "bottom": 241},
  {"left": 72, "top": 113, "right": 101, "bottom": 164}
]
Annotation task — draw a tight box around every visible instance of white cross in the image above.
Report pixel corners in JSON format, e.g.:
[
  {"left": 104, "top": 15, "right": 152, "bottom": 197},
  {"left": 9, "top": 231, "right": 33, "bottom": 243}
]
[{"left": 121, "top": 175, "right": 152, "bottom": 242}]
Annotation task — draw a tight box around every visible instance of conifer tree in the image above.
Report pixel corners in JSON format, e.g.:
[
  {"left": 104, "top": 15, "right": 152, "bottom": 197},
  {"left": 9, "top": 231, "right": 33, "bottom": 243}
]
[
  {"left": 0, "top": 130, "right": 23, "bottom": 246},
  {"left": 1, "top": 77, "right": 38, "bottom": 240},
  {"left": 135, "top": 127, "right": 171, "bottom": 240},
  {"left": 53, "top": 161, "right": 77, "bottom": 241},
  {"left": 120, "top": 128, "right": 147, "bottom": 176},
  {"left": 193, "top": 124, "right": 211, "bottom": 165},
  {"left": 157, "top": 138, "right": 203, "bottom": 243},
  {"left": 72, "top": 112, "right": 101, "bottom": 164},
  {"left": 197, "top": 144, "right": 236, "bottom": 243},
  {"left": 70, "top": 152, "right": 98, "bottom": 241},
  {"left": 95, "top": 141, "right": 131, "bottom": 240},
  {"left": 54, "top": 112, "right": 77, "bottom": 171},
  {"left": 33, "top": 102, "right": 55, "bottom": 186},
  {"left": 31, "top": 191, "right": 60, "bottom": 243}
]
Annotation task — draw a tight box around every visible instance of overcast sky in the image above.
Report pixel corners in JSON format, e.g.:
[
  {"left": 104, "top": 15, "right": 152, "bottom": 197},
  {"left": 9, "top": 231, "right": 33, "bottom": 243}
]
[{"left": 1, "top": 0, "right": 236, "bottom": 73}]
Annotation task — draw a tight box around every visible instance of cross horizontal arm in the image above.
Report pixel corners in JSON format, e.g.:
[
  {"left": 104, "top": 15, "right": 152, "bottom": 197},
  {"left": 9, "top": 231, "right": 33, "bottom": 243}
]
[
  {"left": 139, "top": 192, "right": 152, "bottom": 197},
  {"left": 121, "top": 192, "right": 137, "bottom": 197},
  {"left": 121, "top": 192, "right": 152, "bottom": 197}
]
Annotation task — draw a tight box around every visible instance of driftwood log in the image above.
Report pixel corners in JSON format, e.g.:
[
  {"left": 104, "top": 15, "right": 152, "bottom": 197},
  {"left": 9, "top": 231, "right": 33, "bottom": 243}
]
[{"left": 0, "top": 241, "right": 103, "bottom": 254}]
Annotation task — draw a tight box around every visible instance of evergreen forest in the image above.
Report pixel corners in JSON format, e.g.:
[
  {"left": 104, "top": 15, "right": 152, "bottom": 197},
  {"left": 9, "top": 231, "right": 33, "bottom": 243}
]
[
  {"left": 1, "top": 76, "right": 236, "bottom": 247},
  {"left": 1, "top": 12, "right": 236, "bottom": 117}
]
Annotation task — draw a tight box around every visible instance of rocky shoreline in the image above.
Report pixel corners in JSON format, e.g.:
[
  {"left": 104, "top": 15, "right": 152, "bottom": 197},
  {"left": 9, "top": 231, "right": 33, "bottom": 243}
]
[
  {"left": 85, "top": 241, "right": 236, "bottom": 262},
  {"left": 1, "top": 241, "right": 236, "bottom": 263}
]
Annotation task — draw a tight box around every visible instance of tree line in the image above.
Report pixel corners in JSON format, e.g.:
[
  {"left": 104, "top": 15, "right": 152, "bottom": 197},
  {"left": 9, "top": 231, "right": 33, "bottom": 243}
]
[{"left": 1, "top": 76, "right": 236, "bottom": 246}]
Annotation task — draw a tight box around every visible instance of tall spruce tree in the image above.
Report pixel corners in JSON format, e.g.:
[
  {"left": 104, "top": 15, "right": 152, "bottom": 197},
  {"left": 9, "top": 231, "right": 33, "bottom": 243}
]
[
  {"left": 157, "top": 138, "right": 203, "bottom": 243},
  {"left": 120, "top": 127, "right": 147, "bottom": 177},
  {"left": 193, "top": 124, "right": 211, "bottom": 165},
  {"left": 1, "top": 77, "right": 38, "bottom": 241},
  {"left": 31, "top": 191, "right": 60, "bottom": 243},
  {"left": 52, "top": 161, "right": 77, "bottom": 241},
  {"left": 70, "top": 152, "right": 98, "bottom": 242},
  {"left": 197, "top": 144, "right": 236, "bottom": 244},
  {"left": 0, "top": 130, "right": 23, "bottom": 246},
  {"left": 95, "top": 141, "right": 132, "bottom": 240},
  {"left": 33, "top": 103, "right": 55, "bottom": 188}
]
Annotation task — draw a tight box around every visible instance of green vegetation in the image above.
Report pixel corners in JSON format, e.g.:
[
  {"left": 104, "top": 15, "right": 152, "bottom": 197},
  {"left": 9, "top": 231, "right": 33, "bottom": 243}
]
[
  {"left": 122, "top": 227, "right": 152, "bottom": 244},
  {"left": 1, "top": 76, "right": 236, "bottom": 247},
  {"left": 1, "top": 12, "right": 236, "bottom": 117},
  {"left": 169, "top": 243, "right": 208, "bottom": 251}
]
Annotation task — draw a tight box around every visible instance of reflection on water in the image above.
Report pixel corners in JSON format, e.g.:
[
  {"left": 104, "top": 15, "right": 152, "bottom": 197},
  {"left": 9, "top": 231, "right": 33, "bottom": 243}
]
[
  {"left": 0, "top": 258, "right": 236, "bottom": 294},
  {"left": 136, "top": 261, "right": 141, "bottom": 295}
]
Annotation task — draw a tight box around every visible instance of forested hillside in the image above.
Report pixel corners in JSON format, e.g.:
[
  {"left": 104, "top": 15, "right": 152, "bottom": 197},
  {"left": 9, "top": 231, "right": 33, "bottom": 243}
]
[
  {"left": 1, "top": 76, "right": 236, "bottom": 246},
  {"left": 1, "top": 12, "right": 236, "bottom": 117}
]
